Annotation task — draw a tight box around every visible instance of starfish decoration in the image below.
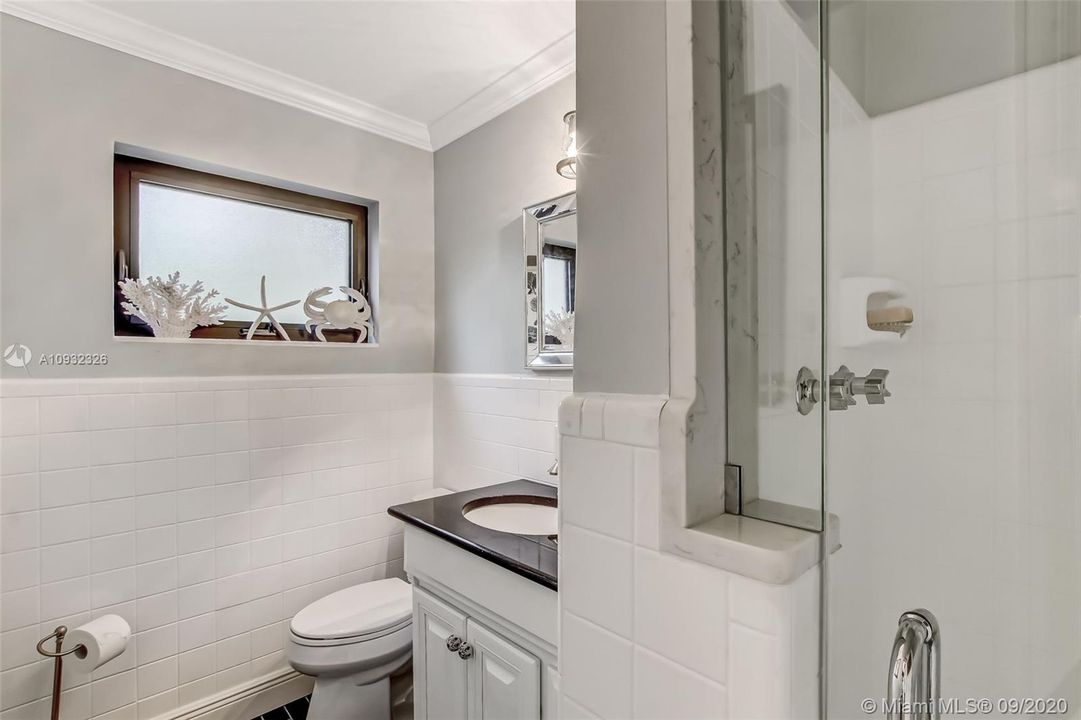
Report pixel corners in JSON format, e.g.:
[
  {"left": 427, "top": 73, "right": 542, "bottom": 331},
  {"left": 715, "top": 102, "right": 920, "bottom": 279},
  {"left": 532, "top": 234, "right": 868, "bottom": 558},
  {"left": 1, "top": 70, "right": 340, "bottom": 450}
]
[{"left": 224, "top": 275, "right": 300, "bottom": 341}]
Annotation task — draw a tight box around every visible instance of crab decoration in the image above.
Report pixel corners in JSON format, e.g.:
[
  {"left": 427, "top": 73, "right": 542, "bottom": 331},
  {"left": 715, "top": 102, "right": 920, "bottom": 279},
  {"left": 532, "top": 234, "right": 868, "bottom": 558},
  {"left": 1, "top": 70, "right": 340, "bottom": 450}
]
[{"left": 303, "top": 286, "right": 373, "bottom": 342}]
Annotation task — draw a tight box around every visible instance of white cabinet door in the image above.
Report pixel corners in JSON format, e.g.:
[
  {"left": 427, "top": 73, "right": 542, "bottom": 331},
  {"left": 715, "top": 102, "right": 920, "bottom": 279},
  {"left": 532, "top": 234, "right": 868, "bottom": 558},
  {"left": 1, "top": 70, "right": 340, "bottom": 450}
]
[
  {"left": 541, "top": 665, "right": 559, "bottom": 720},
  {"left": 415, "top": 588, "right": 469, "bottom": 720},
  {"left": 465, "top": 619, "right": 541, "bottom": 720}
]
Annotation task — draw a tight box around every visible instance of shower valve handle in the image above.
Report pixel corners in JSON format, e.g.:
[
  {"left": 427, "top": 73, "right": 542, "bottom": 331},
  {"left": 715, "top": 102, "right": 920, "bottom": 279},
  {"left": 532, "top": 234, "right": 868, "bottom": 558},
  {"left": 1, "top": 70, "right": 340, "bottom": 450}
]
[
  {"left": 852, "top": 368, "right": 890, "bottom": 404},
  {"left": 829, "top": 366, "right": 890, "bottom": 410}
]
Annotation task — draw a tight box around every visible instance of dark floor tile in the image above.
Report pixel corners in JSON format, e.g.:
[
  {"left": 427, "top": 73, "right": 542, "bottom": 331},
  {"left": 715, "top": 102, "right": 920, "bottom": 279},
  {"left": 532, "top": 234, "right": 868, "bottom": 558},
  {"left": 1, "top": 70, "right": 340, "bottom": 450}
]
[
  {"left": 285, "top": 698, "right": 310, "bottom": 720},
  {"left": 250, "top": 694, "right": 312, "bottom": 720}
]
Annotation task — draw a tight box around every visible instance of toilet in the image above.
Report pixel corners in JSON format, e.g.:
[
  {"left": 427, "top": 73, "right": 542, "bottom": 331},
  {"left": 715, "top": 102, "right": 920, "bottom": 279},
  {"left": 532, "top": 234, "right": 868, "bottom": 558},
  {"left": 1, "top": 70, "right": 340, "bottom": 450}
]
[{"left": 286, "top": 578, "right": 413, "bottom": 720}]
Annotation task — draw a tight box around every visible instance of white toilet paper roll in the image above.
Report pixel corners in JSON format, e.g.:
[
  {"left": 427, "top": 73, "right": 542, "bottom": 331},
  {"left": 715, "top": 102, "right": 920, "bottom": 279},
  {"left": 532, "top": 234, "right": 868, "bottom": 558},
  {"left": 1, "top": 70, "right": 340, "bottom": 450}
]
[{"left": 64, "top": 615, "right": 130, "bottom": 673}]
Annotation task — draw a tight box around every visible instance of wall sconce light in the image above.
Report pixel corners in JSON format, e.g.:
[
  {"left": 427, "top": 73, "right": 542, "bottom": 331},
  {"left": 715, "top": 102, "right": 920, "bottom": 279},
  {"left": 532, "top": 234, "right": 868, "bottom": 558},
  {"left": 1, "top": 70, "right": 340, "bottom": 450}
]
[{"left": 556, "top": 110, "right": 576, "bottom": 179}]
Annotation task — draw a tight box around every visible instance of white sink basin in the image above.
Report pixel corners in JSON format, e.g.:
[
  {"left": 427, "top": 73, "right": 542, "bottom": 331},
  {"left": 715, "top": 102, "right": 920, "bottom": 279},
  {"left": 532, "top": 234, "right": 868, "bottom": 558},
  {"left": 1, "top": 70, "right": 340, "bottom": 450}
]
[{"left": 462, "top": 497, "right": 558, "bottom": 536}]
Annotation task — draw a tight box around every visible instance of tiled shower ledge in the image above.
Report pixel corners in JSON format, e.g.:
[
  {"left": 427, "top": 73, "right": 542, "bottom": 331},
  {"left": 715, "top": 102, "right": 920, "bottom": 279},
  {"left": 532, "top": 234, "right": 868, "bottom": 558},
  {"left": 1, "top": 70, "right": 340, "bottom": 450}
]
[
  {"left": 560, "top": 392, "right": 838, "bottom": 585},
  {"left": 672, "top": 512, "right": 839, "bottom": 585}
]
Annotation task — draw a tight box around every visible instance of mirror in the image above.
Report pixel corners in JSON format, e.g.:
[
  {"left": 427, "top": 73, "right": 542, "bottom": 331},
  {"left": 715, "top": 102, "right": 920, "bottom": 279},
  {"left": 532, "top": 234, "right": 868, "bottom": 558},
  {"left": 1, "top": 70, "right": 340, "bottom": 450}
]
[{"left": 524, "top": 192, "right": 576, "bottom": 369}]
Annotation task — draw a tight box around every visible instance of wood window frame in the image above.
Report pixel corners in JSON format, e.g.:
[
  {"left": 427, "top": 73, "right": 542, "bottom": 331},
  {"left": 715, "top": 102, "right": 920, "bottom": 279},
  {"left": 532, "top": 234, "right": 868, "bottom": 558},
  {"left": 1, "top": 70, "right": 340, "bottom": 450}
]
[{"left": 113, "top": 155, "right": 369, "bottom": 342}]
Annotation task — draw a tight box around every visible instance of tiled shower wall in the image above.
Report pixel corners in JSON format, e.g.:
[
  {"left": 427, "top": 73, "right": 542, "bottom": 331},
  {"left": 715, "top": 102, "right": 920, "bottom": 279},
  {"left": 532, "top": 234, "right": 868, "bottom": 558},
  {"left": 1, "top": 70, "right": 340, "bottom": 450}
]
[
  {"left": 557, "top": 395, "right": 820, "bottom": 719},
  {"left": 0, "top": 374, "right": 432, "bottom": 720},
  {"left": 828, "top": 55, "right": 1081, "bottom": 708},
  {"left": 433, "top": 374, "right": 571, "bottom": 491},
  {"left": 742, "top": 0, "right": 1079, "bottom": 706}
]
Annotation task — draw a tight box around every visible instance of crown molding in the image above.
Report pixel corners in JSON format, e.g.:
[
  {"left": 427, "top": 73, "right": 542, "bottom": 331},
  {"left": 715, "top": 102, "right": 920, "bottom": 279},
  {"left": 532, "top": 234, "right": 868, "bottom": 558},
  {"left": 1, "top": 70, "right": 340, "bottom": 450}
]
[
  {"left": 428, "top": 32, "right": 576, "bottom": 150},
  {"left": 2, "top": 2, "right": 575, "bottom": 153},
  {"left": 1, "top": 0, "right": 434, "bottom": 150}
]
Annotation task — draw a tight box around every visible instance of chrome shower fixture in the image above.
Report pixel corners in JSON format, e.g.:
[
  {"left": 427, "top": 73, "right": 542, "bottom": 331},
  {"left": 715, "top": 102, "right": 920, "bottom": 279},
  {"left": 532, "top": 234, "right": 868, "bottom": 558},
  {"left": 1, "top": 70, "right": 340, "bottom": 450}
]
[
  {"left": 829, "top": 365, "right": 890, "bottom": 410},
  {"left": 793, "top": 365, "right": 892, "bottom": 414}
]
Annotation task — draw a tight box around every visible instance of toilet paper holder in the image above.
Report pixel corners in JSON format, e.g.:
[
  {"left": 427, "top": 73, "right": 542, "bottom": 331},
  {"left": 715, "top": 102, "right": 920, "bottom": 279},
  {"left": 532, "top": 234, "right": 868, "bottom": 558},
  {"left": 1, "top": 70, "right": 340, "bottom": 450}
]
[{"left": 36, "top": 626, "right": 86, "bottom": 720}]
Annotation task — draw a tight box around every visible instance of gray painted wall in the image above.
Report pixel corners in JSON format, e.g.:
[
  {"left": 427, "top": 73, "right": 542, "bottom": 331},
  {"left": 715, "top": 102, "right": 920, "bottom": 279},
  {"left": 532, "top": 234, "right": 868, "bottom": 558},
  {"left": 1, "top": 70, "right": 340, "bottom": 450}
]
[
  {"left": 433, "top": 76, "right": 575, "bottom": 374},
  {"left": 573, "top": 0, "right": 670, "bottom": 395},
  {"left": 1, "top": 18, "right": 434, "bottom": 378}
]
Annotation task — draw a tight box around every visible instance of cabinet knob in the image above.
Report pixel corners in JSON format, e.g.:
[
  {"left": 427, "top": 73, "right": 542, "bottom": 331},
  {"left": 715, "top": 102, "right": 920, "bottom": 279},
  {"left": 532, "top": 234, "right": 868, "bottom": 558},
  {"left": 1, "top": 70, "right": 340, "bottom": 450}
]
[
  {"left": 446, "top": 635, "right": 462, "bottom": 652},
  {"left": 457, "top": 642, "right": 474, "bottom": 660}
]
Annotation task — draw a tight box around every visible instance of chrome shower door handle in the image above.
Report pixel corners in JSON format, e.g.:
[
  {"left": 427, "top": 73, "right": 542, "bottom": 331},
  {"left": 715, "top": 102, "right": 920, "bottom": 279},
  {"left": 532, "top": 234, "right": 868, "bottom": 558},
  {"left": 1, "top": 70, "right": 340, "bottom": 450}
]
[{"left": 887, "top": 609, "right": 940, "bottom": 720}]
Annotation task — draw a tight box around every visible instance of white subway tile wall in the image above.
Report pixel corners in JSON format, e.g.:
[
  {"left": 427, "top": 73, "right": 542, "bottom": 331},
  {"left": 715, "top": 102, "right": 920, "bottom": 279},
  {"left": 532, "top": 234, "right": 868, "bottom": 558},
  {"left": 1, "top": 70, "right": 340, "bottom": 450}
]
[
  {"left": 558, "top": 394, "right": 820, "bottom": 719},
  {"left": 0, "top": 374, "right": 433, "bottom": 720},
  {"left": 828, "top": 54, "right": 1081, "bottom": 709},
  {"left": 433, "top": 374, "right": 571, "bottom": 491}
]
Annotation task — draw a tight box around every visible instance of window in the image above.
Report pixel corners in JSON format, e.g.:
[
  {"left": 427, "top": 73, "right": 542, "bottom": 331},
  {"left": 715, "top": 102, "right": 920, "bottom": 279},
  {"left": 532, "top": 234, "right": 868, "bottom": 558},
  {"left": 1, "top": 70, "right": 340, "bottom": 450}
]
[{"left": 114, "top": 155, "right": 369, "bottom": 341}]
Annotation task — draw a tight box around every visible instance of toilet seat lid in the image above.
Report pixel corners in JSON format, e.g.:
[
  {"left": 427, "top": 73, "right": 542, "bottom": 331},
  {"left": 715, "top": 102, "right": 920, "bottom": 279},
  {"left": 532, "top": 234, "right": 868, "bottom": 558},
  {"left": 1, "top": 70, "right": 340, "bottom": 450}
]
[{"left": 291, "top": 578, "right": 412, "bottom": 641}]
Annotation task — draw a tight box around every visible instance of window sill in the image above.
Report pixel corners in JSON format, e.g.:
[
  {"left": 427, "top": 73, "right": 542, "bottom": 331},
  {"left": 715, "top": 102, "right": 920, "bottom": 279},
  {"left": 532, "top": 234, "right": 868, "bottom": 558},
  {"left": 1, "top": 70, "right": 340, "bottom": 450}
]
[{"left": 113, "top": 336, "right": 379, "bottom": 348}]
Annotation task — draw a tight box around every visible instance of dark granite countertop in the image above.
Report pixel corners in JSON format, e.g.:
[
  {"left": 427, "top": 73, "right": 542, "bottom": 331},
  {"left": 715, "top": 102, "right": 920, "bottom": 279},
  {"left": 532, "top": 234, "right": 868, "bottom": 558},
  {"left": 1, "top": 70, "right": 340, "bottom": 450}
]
[{"left": 387, "top": 480, "right": 558, "bottom": 591}]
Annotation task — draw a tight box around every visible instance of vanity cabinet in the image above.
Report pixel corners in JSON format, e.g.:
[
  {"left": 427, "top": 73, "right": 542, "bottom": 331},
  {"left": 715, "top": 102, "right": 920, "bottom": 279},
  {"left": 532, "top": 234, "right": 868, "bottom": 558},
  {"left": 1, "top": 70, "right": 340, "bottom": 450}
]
[
  {"left": 465, "top": 619, "right": 540, "bottom": 719},
  {"left": 389, "top": 485, "right": 560, "bottom": 720},
  {"left": 414, "top": 589, "right": 468, "bottom": 718},
  {"left": 414, "top": 588, "right": 541, "bottom": 720}
]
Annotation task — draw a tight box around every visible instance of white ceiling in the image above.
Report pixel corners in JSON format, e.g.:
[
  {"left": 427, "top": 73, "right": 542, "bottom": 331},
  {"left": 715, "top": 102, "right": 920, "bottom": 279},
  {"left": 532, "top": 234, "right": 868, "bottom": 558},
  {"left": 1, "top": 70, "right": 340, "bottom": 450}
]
[{"left": 3, "top": 0, "right": 576, "bottom": 150}]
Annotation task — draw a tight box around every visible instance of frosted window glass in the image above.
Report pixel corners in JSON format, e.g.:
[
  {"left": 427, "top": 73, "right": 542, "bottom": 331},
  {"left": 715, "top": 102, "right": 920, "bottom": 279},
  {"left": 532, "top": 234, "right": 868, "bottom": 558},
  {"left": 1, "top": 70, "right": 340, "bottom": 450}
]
[{"left": 137, "top": 182, "right": 351, "bottom": 325}]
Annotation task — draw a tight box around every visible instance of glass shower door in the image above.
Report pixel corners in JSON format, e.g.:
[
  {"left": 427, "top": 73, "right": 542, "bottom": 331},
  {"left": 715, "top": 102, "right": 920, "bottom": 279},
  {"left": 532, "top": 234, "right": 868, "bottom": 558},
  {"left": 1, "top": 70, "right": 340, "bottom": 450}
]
[
  {"left": 823, "top": 0, "right": 1081, "bottom": 716},
  {"left": 722, "top": 0, "right": 827, "bottom": 532}
]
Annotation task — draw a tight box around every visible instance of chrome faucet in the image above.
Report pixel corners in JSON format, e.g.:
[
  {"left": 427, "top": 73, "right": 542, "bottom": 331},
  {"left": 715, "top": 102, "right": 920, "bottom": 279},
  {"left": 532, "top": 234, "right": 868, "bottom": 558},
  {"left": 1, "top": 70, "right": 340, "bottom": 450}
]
[{"left": 887, "top": 609, "right": 941, "bottom": 720}]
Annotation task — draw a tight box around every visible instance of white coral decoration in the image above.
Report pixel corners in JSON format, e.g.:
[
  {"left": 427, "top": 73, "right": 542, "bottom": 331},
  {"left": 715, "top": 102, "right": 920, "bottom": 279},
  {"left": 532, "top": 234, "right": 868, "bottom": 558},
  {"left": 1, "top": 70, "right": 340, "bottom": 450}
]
[
  {"left": 544, "top": 309, "right": 574, "bottom": 349},
  {"left": 118, "top": 272, "right": 228, "bottom": 338}
]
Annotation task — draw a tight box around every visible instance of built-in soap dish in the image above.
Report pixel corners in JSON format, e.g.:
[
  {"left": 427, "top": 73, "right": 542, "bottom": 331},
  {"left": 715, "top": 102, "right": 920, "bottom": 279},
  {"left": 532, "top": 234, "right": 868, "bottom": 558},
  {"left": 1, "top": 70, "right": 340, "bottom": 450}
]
[
  {"left": 866, "top": 305, "right": 914, "bottom": 335},
  {"left": 836, "top": 277, "right": 913, "bottom": 347}
]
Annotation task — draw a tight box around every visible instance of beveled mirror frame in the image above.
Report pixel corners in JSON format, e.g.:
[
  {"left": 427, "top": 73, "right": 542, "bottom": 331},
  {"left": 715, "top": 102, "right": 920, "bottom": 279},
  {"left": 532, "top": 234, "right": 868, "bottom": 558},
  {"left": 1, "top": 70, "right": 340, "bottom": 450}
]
[{"left": 524, "top": 192, "right": 576, "bottom": 370}]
